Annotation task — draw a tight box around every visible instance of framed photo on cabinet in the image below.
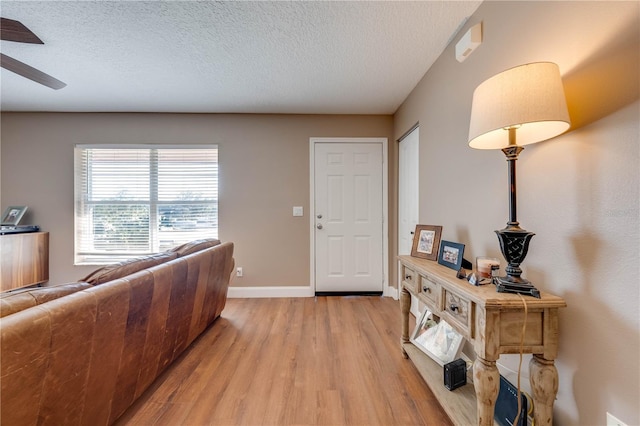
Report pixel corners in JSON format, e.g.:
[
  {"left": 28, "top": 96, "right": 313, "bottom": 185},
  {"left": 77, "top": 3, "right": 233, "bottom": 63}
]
[
  {"left": 1, "top": 206, "right": 27, "bottom": 226},
  {"left": 411, "top": 225, "right": 442, "bottom": 261},
  {"left": 438, "top": 240, "right": 465, "bottom": 271}
]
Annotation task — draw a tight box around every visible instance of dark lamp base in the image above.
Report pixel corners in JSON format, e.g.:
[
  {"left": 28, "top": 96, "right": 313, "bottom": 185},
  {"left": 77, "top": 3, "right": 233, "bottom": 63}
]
[
  {"left": 495, "top": 142, "right": 542, "bottom": 299},
  {"left": 494, "top": 276, "right": 541, "bottom": 298},
  {"left": 495, "top": 223, "right": 541, "bottom": 298}
]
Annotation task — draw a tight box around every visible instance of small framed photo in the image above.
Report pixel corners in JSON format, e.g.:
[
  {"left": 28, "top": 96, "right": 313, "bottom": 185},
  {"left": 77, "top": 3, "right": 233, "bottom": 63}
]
[
  {"left": 438, "top": 240, "right": 465, "bottom": 271},
  {"left": 411, "top": 225, "right": 442, "bottom": 261},
  {"left": 1, "top": 206, "right": 28, "bottom": 226},
  {"left": 410, "top": 310, "right": 464, "bottom": 366}
]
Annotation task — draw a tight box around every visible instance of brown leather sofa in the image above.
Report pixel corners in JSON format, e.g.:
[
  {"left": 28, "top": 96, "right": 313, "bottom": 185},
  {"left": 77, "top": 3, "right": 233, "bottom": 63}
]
[{"left": 0, "top": 239, "right": 234, "bottom": 425}]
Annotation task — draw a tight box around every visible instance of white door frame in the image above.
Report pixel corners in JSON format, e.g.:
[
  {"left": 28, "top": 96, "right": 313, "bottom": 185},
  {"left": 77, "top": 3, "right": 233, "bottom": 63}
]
[
  {"left": 397, "top": 125, "right": 421, "bottom": 310},
  {"left": 398, "top": 125, "right": 420, "bottom": 257},
  {"left": 309, "top": 137, "right": 390, "bottom": 296}
]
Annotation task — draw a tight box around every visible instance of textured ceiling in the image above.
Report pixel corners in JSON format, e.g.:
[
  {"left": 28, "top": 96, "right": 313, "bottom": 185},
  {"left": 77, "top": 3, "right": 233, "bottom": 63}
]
[{"left": 0, "top": 1, "right": 481, "bottom": 114}]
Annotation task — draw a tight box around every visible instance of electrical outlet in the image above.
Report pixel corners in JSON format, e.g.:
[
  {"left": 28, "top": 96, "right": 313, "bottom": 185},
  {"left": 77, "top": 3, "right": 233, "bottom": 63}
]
[
  {"left": 236, "top": 267, "right": 243, "bottom": 277},
  {"left": 606, "top": 412, "right": 627, "bottom": 426}
]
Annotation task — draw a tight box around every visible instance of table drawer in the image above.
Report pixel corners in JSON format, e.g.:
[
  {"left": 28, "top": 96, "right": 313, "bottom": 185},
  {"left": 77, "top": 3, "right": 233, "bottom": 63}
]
[
  {"left": 419, "top": 274, "right": 439, "bottom": 306},
  {"left": 402, "top": 265, "right": 418, "bottom": 293},
  {"left": 442, "top": 287, "right": 473, "bottom": 339}
]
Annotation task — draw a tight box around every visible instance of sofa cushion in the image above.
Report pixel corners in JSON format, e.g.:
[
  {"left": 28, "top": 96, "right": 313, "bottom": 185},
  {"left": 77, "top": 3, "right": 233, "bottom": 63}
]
[
  {"left": 170, "top": 238, "right": 221, "bottom": 257},
  {"left": 0, "top": 282, "right": 92, "bottom": 318},
  {"left": 80, "top": 251, "right": 178, "bottom": 285},
  {"left": 1, "top": 306, "right": 52, "bottom": 425}
]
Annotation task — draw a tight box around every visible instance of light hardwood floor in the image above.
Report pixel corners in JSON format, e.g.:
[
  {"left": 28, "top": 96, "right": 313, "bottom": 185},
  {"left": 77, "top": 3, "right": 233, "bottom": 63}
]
[{"left": 116, "top": 296, "right": 453, "bottom": 426}]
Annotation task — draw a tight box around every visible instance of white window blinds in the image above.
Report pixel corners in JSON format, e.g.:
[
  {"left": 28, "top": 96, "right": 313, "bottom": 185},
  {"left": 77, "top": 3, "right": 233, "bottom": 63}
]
[{"left": 74, "top": 145, "right": 218, "bottom": 265}]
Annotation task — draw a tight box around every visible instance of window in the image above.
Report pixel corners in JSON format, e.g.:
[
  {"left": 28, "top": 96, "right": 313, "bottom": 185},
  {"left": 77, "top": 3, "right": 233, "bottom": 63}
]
[{"left": 74, "top": 145, "right": 218, "bottom": 264}]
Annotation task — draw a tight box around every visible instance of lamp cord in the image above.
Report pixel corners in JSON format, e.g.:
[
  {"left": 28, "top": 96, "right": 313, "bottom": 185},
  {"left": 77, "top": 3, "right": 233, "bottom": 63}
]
[{"left": 513, "top": 293, "right": 528, "bottom": 426}]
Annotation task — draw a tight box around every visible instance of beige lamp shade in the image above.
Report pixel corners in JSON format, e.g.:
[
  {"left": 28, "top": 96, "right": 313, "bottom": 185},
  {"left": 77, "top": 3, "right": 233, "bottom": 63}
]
[{"left": 468, "top": 62, "right": 571, "bottom": 149}]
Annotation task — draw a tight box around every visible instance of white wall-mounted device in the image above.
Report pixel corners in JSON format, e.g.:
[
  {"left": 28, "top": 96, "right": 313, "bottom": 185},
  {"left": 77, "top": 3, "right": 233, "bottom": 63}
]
[{"left": 455, "top": 22, "right": 483, "bottom": 63}]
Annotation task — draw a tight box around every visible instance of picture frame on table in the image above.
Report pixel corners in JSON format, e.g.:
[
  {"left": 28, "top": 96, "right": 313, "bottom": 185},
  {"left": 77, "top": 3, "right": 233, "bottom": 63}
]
[
  {"left": 410, "top": 225, "right": 442, "bottom": 261},
  {"left": 438, "top": 240, "right": 465, "bottom": 271},
  {"left": 410, "top": 309, "right": 464, "bottom": 366},
  {"left": 1, "top": 206, "right": 28, "bottom": 226}
]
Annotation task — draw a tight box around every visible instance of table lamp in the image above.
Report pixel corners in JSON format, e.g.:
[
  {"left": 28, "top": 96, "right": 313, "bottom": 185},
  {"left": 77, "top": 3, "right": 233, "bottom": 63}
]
[{"left": 468, "top": 62, "right": 571, "bottom": 297}]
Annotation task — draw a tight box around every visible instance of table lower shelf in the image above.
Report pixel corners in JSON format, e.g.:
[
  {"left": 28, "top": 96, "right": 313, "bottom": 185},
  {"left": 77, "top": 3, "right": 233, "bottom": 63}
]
[{"left": 403, "top": 342, "right": 481, "bottom": 426}]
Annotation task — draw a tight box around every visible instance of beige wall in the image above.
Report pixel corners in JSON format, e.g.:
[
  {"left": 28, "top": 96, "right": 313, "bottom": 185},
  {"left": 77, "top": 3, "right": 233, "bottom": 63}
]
[
  {"left": 0, "top": 113, "right": 394, "bottom": 288},
  {"left": 394, "top": 1, "right": 639, "bottom": 425},
  {"left": 1, "top": 1, "right": 638, "bottom": 424}
]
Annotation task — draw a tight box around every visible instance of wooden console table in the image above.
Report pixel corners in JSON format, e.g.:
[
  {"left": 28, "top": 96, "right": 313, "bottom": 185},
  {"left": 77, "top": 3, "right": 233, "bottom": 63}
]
[
  {"left": 1, "top": 232, "right": 49, "bottom": 292},
  {"left": 398, "top": 255, "right": 566, "bottom": 426}
]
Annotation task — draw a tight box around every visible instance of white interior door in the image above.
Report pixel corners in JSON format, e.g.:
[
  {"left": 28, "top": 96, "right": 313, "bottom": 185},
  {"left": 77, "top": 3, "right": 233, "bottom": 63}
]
[
  {"left": 398, "top": 127, "right": 419, "bottom": 255},
  {"left": 314, "top": 142, "right": 383, "bottom": 293}
]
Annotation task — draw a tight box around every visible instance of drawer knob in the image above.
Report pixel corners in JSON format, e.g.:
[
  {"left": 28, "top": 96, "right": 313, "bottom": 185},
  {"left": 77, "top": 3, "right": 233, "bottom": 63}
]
[
  {"left": 450, "top": 304, "right": 459, "bottom": 312},
  {"left": 405, "top": 275, "right": 412, "bottom": 280},
  {"left": 422, "top": 286, "right": 431, "bottom": 293}
]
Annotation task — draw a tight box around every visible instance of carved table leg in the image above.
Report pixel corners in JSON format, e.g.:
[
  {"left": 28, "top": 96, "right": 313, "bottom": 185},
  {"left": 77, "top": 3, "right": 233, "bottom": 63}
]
[
  {"left": 530, "top": 355, "right": 559, "bottom": 426},
  {"left": 400, "top": 287, "right": 411, "bottom": 358},
  {"left": 473, "top": 357, "right": 500, "bottom": 426}
]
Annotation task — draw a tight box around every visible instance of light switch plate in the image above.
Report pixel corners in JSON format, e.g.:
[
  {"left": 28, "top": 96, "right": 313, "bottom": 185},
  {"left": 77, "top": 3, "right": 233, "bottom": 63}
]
[{"left": 293, "top": 206, "right": 303, "bottom": 217}]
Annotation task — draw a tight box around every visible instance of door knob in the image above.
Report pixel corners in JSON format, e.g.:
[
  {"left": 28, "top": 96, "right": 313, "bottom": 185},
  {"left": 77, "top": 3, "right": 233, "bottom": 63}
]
[
  {"left": 317, "top": 214, "right": 323, "bottom": 219},
  {"left": 316, "top": 224, "right": 323, "bottom": 230}
]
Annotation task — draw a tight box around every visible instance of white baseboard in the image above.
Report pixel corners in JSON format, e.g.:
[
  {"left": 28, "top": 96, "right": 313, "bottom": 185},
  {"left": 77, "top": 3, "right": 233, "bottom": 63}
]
[
  {"left": 228, "top": 285, "right": 399, "bottom": 299},
  {"left": 227, "top": 286, "right": 315, "bottom": 298},
  {"left": 384, "top": 285, "right": 399, "bottom": 300}
]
